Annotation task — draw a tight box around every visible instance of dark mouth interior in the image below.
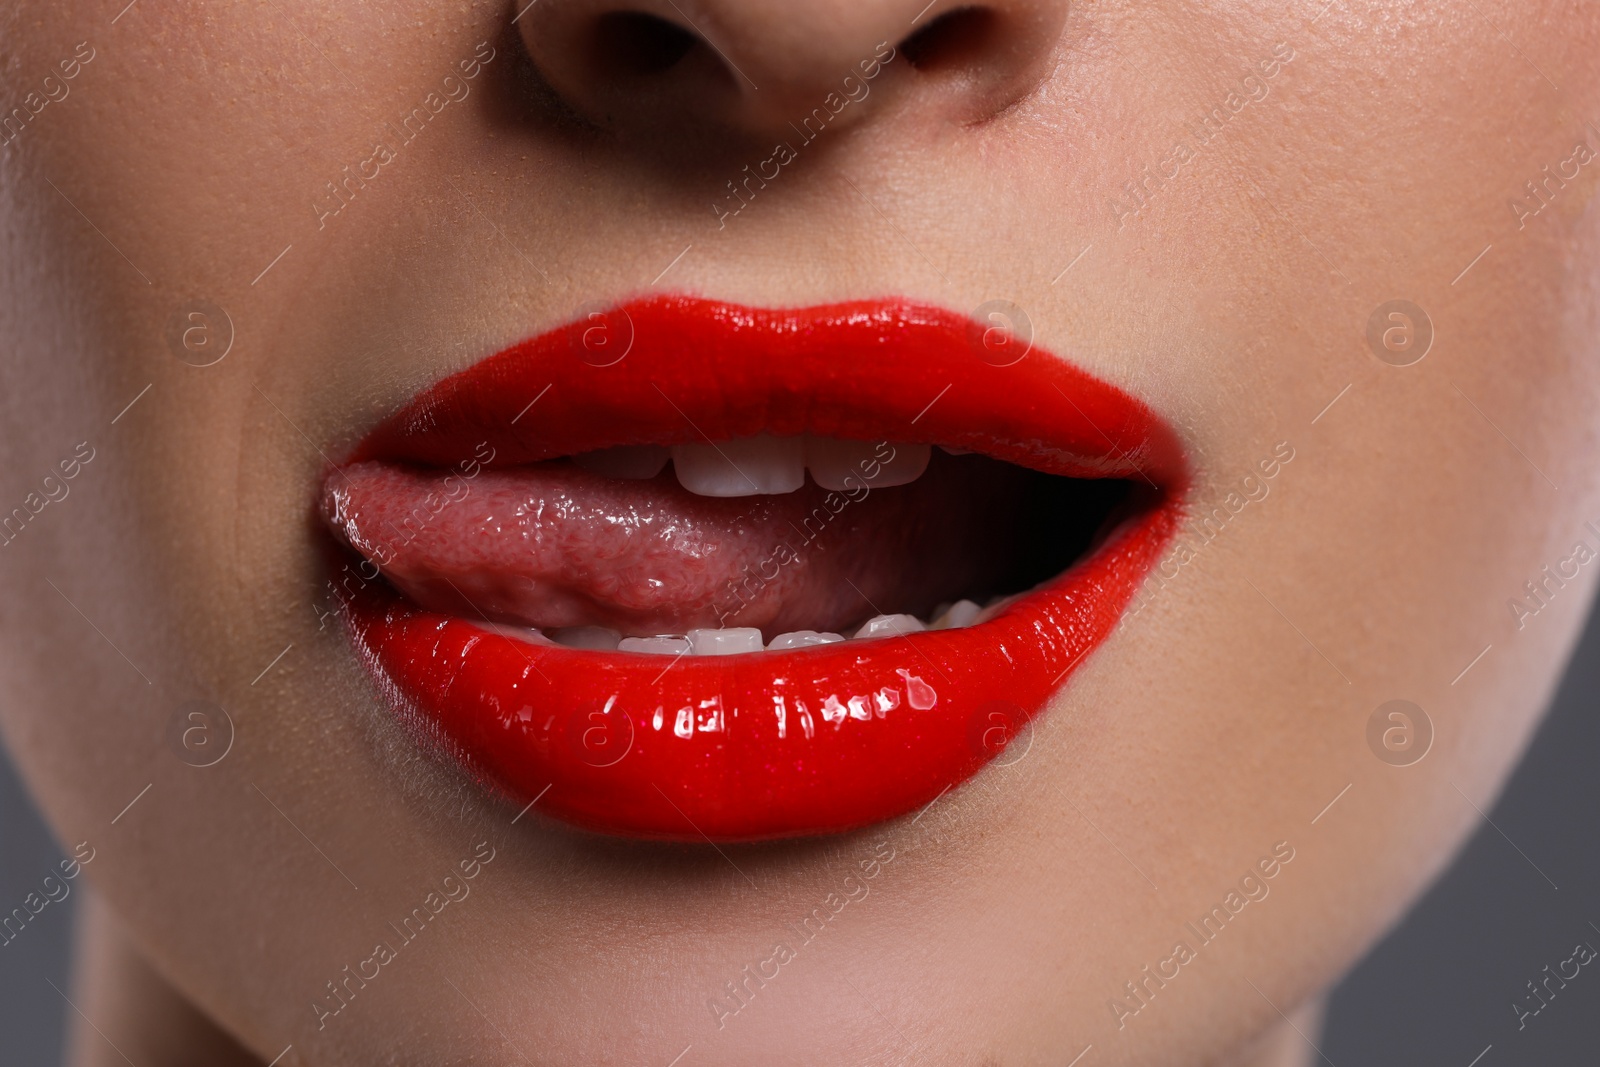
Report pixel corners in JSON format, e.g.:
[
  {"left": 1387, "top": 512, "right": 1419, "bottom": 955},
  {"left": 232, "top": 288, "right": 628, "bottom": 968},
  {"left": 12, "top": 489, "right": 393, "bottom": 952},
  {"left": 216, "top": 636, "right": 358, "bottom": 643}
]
[
  {"left": 324, "top": 444, "right": 1143, "bottom": 648},
  {"left": 731, "top": 449, "right": 1136, "bottom": 630},
  {"left": 965, "top": 456, "right": 1135, "bottom": 602}
]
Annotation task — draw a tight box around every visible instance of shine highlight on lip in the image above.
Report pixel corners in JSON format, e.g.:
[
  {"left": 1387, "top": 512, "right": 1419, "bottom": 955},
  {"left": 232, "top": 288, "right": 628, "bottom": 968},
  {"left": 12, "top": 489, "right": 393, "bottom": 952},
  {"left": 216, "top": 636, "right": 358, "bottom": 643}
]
[{"left": 322, "top": 296, "right": 1188, "bottom": 841}]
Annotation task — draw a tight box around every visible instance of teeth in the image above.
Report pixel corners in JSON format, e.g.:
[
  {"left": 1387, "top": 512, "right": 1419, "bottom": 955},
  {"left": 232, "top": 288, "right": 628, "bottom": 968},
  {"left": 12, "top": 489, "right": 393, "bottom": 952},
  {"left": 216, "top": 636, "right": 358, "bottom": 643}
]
[
  {"left": 861, "top": 442, "right": 931, "bottom": 488},
  {"left": 474, "top": 622, "right": 557, "bottom": 646},
  {"left": 567, "top": 436, "right": 947, "bottom": 498},
  {"left": 767, "top": 630, "right": 846, "bottom": 650},
  {"left": 492, "top": 603, "right": 993, "bottom": 657},
  {"left": 932, "top": 599, "right": 982, "bottom": 629},
  {"left": 687, "top": 627, "right": 765, "bottom": 655},
  {"left": 804, "top": 438, "right": 881, "bottom": 491},
  {"left": 853, "top": 613, "right": 927, "bottom": 640},
  {"left": 804, "top": 438, "right": 931, "bottom": 491},
  {"left": 549, "top": 626, "right": 621, "bottom": 651},
  {"left": 617, "top": 634, "right": 692, "bottom": 655},
  {"left": 672, "top": 435, "right": 805, "bottom": 497},
  {"left": 573, "top": 445, "right": 670, "bottom": 480},
  {"left": 974, "top": 594, "right": 1019, "bottom": 625}
]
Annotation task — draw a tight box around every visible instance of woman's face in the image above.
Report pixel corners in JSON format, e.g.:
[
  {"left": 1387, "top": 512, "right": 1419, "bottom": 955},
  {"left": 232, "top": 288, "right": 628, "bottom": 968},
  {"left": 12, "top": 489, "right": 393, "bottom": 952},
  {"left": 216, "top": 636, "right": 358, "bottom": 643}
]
[{"left": 3, "top": 1, "right": 1599, "bottom": 1063}]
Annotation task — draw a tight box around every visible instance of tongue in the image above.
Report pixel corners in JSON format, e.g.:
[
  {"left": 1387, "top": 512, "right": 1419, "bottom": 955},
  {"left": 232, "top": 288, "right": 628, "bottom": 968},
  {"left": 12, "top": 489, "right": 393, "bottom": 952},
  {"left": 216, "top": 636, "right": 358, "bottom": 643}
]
[{"left": 322, "top": 454, "right": 1030, "bottom": 638}]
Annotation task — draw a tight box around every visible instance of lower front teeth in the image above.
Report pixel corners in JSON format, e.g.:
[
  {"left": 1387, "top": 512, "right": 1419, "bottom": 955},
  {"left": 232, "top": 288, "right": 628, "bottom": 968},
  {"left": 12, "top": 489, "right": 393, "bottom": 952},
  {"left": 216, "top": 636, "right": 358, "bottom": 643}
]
[
  {"left": 932, "top": 599, "right": 981, "bottom": 629},
  {"left": 688, "top": 628, "right": 765, "bottom": 655},
  {"left": 767, "top": 630, "right": 846, "bottom": 650},
  {"left": 537, "top": 603, "right": 992, "bottom": 654},
  {"left": 617, "top": 634, "right": 692, "bottom": 655},
  {"left": 549, "top": 626, "right": 622, "bottom": 651},
  {"left": 852, "top": 613, "right": 926, "bottom": 639}
]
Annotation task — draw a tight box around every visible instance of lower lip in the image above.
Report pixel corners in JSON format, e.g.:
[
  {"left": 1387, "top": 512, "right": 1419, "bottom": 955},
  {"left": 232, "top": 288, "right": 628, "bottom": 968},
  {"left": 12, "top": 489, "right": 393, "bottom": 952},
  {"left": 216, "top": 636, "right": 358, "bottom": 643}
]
[
  {"left": 340, "top": 504, "right": 1173, "bottom": 840},
  {"left": 333, "top": 297, "right": 1185, "bottom": 841}
]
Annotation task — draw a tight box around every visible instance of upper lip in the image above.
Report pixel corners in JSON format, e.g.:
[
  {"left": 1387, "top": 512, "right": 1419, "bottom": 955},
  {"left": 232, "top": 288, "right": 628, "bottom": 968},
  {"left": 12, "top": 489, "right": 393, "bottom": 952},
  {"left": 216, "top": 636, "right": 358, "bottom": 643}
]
[
  {"left": 326, "top": 294, "right": 1188, "bottom": 841},
  {"left": 344, "top": 295, "right": 1185, "bottom": 484}
]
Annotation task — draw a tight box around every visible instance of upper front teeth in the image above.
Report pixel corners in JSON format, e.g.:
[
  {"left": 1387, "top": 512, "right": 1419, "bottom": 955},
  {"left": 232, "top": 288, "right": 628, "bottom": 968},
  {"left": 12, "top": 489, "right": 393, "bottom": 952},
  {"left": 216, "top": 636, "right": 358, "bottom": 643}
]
[
  {"left": 571, "top": 435, "right": 936, "bottom": 498},
  {"left": 671, "top": 435, "right": 806, "bottom": 497},
  {"left": 804, "top": 438, "right": 930, "bottom": 491}
]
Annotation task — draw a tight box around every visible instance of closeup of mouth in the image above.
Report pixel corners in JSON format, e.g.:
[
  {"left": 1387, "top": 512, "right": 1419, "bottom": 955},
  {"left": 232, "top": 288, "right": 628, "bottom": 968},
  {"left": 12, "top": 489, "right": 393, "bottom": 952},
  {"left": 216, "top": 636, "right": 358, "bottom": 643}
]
[{"left": 322, "top": 296, "right": 1187, "bottom": 841}]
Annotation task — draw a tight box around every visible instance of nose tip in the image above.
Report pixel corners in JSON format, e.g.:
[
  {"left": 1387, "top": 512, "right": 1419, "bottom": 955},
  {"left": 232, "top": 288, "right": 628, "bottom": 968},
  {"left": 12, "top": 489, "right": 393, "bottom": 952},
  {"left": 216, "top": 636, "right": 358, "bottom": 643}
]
[{"left": 515, "top": 0, "right": 1071, "bottom": 137}]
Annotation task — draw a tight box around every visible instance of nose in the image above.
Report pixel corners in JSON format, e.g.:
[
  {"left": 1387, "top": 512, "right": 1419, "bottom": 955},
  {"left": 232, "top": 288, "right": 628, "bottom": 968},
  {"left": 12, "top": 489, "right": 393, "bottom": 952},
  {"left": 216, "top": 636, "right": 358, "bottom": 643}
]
[{"left": 514, "top": 0, "right": 1071, "bottom": 137}]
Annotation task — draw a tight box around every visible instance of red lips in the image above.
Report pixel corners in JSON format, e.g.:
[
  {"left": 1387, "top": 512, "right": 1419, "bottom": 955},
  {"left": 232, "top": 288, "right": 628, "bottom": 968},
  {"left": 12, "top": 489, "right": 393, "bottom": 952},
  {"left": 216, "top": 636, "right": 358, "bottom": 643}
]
[{"left": 327, "top": 296, "right": 1186, "bottom": 841}]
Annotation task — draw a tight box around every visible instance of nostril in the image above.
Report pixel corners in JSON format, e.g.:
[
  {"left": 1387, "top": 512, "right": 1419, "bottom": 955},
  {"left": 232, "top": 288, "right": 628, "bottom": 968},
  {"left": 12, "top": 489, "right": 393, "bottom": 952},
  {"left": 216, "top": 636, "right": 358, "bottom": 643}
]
[
  {"left": 515, "top": 0, "right": 1065, "bottom": 139},
  {"left": 592, "top": 11, "right": 701, "bottom": 77},
  {"left": 898, "top": 7, "right": 1000, "bottom": 73}
]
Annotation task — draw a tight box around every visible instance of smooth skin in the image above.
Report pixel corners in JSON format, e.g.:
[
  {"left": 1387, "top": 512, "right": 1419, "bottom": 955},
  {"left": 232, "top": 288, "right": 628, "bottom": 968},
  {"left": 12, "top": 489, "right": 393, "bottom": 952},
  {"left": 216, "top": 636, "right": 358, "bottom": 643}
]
[{"left": 2, "top": 1, "right": 1599, "bottom": 1065}]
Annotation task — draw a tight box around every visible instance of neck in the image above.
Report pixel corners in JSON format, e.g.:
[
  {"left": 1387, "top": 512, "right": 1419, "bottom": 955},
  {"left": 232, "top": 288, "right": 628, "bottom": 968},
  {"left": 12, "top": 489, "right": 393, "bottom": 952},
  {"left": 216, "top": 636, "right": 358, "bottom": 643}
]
[
  {"left": 1226, "top": 999, "right": 1327, "bottom": 1067},
  {"left": 63, "top": 888, "right": 263, "bottom": 1067}
]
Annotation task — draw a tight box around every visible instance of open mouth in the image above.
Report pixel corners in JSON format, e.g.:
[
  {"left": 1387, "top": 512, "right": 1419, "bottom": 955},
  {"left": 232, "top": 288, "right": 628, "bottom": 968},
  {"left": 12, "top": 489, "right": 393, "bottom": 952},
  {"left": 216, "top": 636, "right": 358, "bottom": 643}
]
[{"left": 323, "top": 296, "right": 1187, "bottom": 841}]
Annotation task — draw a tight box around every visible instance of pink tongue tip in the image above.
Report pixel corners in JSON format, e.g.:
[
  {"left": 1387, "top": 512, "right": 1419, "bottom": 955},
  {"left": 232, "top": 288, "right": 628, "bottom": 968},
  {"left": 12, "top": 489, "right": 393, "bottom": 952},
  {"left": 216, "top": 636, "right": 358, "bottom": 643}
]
[{"left": 323, "top": 453, "right": 1027, "bottom": 638}]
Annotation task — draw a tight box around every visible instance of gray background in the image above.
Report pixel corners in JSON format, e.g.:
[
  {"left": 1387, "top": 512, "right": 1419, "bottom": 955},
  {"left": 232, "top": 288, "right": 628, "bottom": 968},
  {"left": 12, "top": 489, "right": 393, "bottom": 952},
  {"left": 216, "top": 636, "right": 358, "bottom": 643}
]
[{"left": 3, "top": 603, "right": 1598, "bottom": 1065}]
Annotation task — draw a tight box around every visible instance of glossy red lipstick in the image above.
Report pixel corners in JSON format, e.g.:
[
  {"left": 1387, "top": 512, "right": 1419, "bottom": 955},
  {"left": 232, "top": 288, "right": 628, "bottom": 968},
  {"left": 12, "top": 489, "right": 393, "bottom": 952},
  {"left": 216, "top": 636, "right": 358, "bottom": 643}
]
[{"left": 328, "top": 296, "right": 1186, "bottom": 841}]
